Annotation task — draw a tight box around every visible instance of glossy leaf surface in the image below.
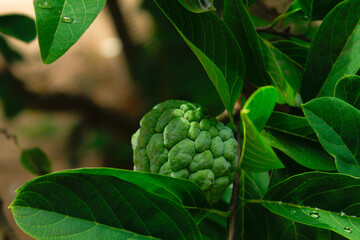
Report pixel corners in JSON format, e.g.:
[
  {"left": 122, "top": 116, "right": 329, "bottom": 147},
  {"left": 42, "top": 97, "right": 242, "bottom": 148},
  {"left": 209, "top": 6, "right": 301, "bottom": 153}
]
[
  {"left": 265, "top": 112, "right": 317, "bottom": 141},
  {"left": 33, "top": 0, "right": 106, "bottom": 64},
  {"left": 301, "top": 0, "right": 360, "bottom": 101},
  {"left": 154, "top": 0, "right": 245, "bottom": 122},
  {"left": 11, "top": 170, "right": 204, "bottom": 240},
  {"left": 303, "top": 97, "right": 360, "bottom": 177},
  {"left": 224, "top": 0, "right": 301, "bottom": 105},
  {"left": 272, "top": 40, "right": 308, "bottom": 68},
  {"left": 240, "top": 87, "right": 284, "bottom": 171},
  {"left": 262, "top": 130, "right": 336, "bottom": 171},
  {"left": 262, "top": 172, "right": 360, "bottom": 239},
  {"left": 335, "top": 75, "right": 360, "bottom": 110}
]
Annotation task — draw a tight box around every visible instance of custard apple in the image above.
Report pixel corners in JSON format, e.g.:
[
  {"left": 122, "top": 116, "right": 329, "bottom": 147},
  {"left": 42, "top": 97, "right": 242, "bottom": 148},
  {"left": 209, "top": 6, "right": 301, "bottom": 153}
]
[{"left": 131, "top": 100, "right": 237, "bottom": 203}]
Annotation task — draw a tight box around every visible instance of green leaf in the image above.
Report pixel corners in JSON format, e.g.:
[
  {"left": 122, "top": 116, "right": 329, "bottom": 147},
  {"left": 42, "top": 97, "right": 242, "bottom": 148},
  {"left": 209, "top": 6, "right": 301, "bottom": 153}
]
[
  {"left": 154, "top": 0, "right": 245, "bottom": 123},
  {"left": 62, "top": 168, "right": 211, "bottom": 211},
  {"left": 242, "top": 86, "right": 278, "bottom": 131},
  {"left": 0, "top": 35, "right": 22, "bottom": 63},
  {"left": 33, "top": 0, "right": 106, "bottom": 64},
  {"left": 0, "top": 74, "right": 25, "bottom": 118},
  {"left": 224, "top": 0, "right": 301, "bottom": 106},
  {"left": 262, "top": 172, "right": 360, "bottom": 239},
  {"left": 265, "top": 111, "right": 318, "bottom": 141},
  {"left": 176, "top": 0, "right": 215, "bottom": 13},
  {"left": 262, "top": 129, "right": 336, "bottom": 171},
  {"left": 298, "top": 0, "right": 345, "bottom": 20},
  {"left": 267, "top": 41, "right": 304, "bottom": 104},
  {"left": 237, "top": 170, "right": 330, "bottom": 239},
  {"left": 0, "top": 14, "right": 36, "bottom": 42},
  {"left": 11, "top": 171, "right": 203, "bottom": 240},
  {"left": 302, "top": 97, "right": 360, "bottom": 177},
  {"left": 272, "top": 40, "right": 309, "bottom": 68},
  {"left": 301, "top": 0, "right": 360, "bottom": 101},
  {"left": 240, "top": 86, "right": 284, "bottom": 171},
  {"left": 335, "top": 75, "right": 360, "bottom": 110},
  {"left": 20, "top": 148, "right": 52, "bottom": 175}
]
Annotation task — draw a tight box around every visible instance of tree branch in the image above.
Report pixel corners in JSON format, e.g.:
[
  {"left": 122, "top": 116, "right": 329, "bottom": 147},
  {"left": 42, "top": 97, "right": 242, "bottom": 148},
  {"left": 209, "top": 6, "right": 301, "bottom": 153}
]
[
  {"left": 256, "top": 26, "right": 311, "bottom": 43},
  {"left": 0, "top": 129, "right": 21, "bottom": 149},
  {"left": 1, "top": 69, "right": 138, "bottom": 138},
  {"left": 227, "top": 99, "right": 242, "bottom": 240},
  {"left": 106, "top": 0, "right": 135, "bottom": 63}
]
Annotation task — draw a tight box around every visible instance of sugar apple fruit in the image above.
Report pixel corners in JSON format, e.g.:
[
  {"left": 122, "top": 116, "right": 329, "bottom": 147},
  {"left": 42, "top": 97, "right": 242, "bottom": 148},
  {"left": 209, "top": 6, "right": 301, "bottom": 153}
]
[{"left": 131, "top": 100, "right": 237, "bottom": 203}]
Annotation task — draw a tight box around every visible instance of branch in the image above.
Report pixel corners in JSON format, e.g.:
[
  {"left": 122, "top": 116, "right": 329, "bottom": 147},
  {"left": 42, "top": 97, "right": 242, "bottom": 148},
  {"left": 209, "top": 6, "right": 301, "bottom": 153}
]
[
  {"left": 0, "top": 198, "right": 18, "bottom": 240},
  {"left": 1, "top": 69, "right": 138, "bottom": 138},
  {"left": 106, "top": 0, "right": 135, "bottom": 62},
  {"left": 256, "top": 26, "right": 311, "bottom": 43},
  {"left": 0, "top": 129, "right": 21, "bottom": 149},
  {"left": 227, "top": 99, "right": 243, "bottom": 240}
]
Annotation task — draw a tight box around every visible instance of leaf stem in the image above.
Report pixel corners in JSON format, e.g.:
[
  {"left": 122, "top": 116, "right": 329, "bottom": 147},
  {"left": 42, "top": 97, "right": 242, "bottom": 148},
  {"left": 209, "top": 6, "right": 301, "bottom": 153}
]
[
  {"left": 227, "top": 99, "right": 243, "bottom": 240},
  {"left": 256, "top": 26, "right": 311, "bottom": 43}
]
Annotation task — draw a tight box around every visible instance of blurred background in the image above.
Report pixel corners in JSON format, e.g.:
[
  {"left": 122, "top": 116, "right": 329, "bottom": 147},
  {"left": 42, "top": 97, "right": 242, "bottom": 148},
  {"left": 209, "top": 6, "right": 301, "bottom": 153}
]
[{"left": 0, "top": 0, "right": 303, "bottom": 239}]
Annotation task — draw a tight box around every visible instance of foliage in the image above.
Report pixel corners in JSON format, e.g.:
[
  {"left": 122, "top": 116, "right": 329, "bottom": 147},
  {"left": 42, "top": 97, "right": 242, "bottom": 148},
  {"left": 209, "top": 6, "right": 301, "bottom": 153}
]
[{"left": 2, "top": 0, "right": 360, "bottom": 239}]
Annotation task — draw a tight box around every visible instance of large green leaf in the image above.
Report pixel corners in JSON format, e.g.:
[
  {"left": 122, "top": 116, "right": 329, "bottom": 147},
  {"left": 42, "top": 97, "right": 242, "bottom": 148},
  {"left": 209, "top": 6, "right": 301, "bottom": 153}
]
[
  {"left": 63, "top": 168, "right": 210, "bottom": 209},
  {"left": 154, "top": 0, "right": 245, "bottom": 122},
  {"left": 33, "top": 0, "right": 106, "bottom": 64},
  {"left": 272, "top": 40, "right": 309, "bottom": 68},
  {"left": 261, "top": 172, "right": 360, "bottom": 239},
  {"left": 301, "top": 0, "right": 360, "bottom": 101},
  {"left": 298, "top": 0, "right": 345, "bottom": 20},
  {"left": 262, "top": 129, "right": 336, "bottom": 171},
  {"left": 265, "top": 112, "right": 318, "bottom": 141},
  {"left": 11, "top": 170, "right": 204, "bottom": 240},
  {"left": 224, "top": 0, "right": 301, "bottom": 106},
  {"left": 237, "top": 170, "right": 331, "bottom": 239},
  {"left": 302, "top": 97, "right": 360, "bottom": 177},
  {"left": 240, "top": 87, "right": 284, "bottom": 171},
  {"left": 335, "top": 75, "right": 360, "bottom": 110},
  {"left": 0, "top": 14, "right": 36, "bottom": 42}
]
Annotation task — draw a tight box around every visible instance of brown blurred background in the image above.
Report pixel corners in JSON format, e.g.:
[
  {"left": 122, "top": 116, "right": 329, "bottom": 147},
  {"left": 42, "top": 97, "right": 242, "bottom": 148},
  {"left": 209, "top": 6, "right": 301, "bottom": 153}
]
[{"left": 0, "top": 0, "right": 294, "bottom": 239}]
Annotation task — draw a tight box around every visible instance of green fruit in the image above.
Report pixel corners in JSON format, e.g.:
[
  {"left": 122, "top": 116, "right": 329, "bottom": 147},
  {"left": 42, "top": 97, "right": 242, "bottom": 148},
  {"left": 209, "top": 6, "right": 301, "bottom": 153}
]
[{"left": 132, "top": 100, "right": 237, "bottom": 203}]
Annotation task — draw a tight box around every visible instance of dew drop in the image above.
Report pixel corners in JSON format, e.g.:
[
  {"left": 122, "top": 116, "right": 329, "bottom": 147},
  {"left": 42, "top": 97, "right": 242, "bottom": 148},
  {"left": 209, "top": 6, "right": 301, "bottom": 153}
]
[
  {"left": 344, "top": 227, "right": 352, "bottom": 233},
  {"left": 291, "top": 210, "right": 297, "bottom": 214},
  {"left": 310, "top": 211, "right": 319, "bottom": 219},
  {"left": 341, "top": 211, "right": 346, "bottom": 216},
  {"left": 61, "top": 16, "right": 75, "bottom": 23},
  {"left": 38, "top": 1, "right": 53, "bottom": 9}
]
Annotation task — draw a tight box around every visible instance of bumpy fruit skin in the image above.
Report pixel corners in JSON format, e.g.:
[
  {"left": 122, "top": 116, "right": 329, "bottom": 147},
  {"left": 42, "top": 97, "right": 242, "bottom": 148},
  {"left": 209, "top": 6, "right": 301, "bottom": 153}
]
[{"left": 132, "top": 100, "right": 237, "bottom": 203}]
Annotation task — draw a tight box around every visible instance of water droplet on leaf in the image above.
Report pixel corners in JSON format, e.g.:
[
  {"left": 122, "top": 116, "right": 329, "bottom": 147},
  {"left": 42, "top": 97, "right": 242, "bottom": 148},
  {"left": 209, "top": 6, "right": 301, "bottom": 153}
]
[
  {"left": 39, "top": 1, "right": 53, "bottom": 9},
  {"left": 341, "top": 211, "right": 346, "bottom": 216},
  {"left": 61, "top": 16, "right": 75, "bottom": 23},
  {"left": 344, "top": 227, "right": 352, "bottom": 233},
  {"left": 310, "top": 211, "right": 319, "bottom": 219}
]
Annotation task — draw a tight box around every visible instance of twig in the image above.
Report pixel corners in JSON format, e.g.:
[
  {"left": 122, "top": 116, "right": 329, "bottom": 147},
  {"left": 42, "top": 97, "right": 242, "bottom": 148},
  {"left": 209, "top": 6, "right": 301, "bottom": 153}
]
[
  {"left": 256, "top": 26, "right": 311, "bottom": 43},
  {"left": 227, "top": 100, "right": 243, "bottom": 240},
  {"left": 0, "top": 129, "right": 21, "bottom": 149},
  {"left": 0, "top": 198, "right": 18, "bottom": 240},
  {"left": 106, "top": 0, "right": 135, "bottom": 62},
  {"left": 1, "top": 69, "right": 138, "bottom": 138}
]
